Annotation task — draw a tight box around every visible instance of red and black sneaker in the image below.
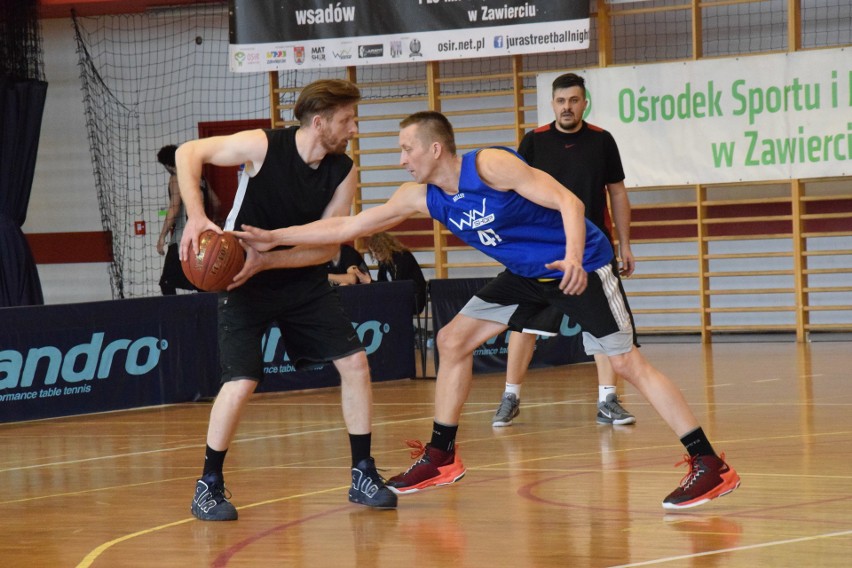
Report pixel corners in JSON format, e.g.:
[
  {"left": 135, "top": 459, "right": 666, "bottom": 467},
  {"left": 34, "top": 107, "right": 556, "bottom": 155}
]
[
  {"left": 387, "top": 440, "right": 466, "bottom": 494},
  {"left": 662, "top": 453, "right": 741, "bottom": 510}
]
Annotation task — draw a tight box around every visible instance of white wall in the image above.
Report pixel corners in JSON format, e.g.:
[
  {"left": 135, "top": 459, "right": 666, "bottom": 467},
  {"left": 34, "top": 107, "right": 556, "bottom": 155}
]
[{"left": 27, "top": 18, "right": 113, "bottom": 304}]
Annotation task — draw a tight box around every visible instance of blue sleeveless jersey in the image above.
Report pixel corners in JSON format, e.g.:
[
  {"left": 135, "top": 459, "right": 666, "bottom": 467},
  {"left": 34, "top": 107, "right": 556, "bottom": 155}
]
[{"left": 426, "top": 148, "right": 613, "bottom": 279}]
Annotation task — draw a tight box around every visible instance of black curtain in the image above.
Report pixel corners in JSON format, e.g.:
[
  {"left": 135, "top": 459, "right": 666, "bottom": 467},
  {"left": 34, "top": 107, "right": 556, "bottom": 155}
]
[{"left": 0, "top": 76, "right": 47, "bottom": 306}]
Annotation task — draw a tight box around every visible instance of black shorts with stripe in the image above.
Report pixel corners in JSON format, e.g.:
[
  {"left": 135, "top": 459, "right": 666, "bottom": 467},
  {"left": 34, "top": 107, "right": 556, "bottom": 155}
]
[
  {"left": 519, "top": 259, "right": 639, "bottom": 347},
  {"left": 460, "top": 262, "right": 636, "bottom": 355}
]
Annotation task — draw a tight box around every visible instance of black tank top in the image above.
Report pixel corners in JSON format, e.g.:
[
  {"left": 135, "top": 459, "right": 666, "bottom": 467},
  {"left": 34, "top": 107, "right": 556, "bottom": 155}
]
[{"left": 234, "top": 127, "right": 353, "bottom": 288}]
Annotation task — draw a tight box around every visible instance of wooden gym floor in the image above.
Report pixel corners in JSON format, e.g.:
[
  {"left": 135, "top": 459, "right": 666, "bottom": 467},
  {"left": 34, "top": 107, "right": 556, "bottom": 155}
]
[{"left": 2, "top": 340, "right": 851, "bottom": 567}]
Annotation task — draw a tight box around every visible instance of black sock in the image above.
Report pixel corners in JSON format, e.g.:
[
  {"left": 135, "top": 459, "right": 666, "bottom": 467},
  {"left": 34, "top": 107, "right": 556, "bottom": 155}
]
[
  {"left": 349, "top": 433, "right": 372, "bottom": 468},
  {"left": 429, "top": 421, "right": 458, "bottom": 453},
  {"left": 680, "top": 427, "right": 716, "bottom": 457},
  {"left": 202, "top": 445, "right": 227, "bottom": 479}
]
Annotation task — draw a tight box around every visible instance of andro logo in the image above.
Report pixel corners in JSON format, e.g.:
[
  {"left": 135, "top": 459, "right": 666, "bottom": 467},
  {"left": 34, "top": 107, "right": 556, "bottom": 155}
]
[
  {"left": 352, "top": 320, "right": 389, "bottom": 354},
  {"left": 558, "top": 314, "right": 582, "bottom": 336},
  {"left": 449, "top": 198, "right": 494, "bottom": 230},
  {"left": 262, "top": 320, "right": 389, "bottom": 364},
  {"left": 0, "top": 332, "right": 167, "bottom": 390}
]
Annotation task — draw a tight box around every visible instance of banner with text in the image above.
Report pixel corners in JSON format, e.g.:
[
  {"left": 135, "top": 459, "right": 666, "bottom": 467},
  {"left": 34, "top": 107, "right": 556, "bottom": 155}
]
[
  {"left": 0, "top": 295, "right": 219, "bottom": 423},
  {"left": 228, "top": 0, "right": 589, "bottom": 72},
  {"left": 0, "top": 283, "right": 416, "bottom": 423},
  {"left": 536, "top": 48, "right": 852, "bottom": 185}
]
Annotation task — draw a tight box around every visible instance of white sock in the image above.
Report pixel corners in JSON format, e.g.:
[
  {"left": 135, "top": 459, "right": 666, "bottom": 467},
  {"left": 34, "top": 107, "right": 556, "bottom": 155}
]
[
  {"left": 599, "top": 385, "right": 616, "bottom": 403},
  {"left": 505, "top": 383, "right": 522, "bottom": 398}
]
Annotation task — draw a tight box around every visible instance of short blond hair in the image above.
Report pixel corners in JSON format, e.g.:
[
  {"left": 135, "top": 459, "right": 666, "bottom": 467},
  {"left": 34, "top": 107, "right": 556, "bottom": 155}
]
[{"left": 399, "top": 111, "right": 456, "bottom": 155}]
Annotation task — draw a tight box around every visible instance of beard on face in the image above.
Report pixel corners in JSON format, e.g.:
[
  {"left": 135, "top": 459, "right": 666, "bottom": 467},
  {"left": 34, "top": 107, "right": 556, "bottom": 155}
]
[
  {"left": 557, "top": 112, "right": 580, "bottom": 131},
  {"left": 320, "top": 129, "right": 350, "bottom": 154}
]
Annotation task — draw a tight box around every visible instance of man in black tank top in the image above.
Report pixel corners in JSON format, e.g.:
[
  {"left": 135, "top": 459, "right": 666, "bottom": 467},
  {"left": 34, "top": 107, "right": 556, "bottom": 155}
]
[{"left": 176, "top": 79, "right": 397, "bottom": 520}]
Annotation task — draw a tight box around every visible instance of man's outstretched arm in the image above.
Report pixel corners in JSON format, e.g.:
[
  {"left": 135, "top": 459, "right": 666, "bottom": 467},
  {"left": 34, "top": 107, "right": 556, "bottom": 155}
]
[{"left": 235, "top": 182, "right": 428, "bottom": 250}]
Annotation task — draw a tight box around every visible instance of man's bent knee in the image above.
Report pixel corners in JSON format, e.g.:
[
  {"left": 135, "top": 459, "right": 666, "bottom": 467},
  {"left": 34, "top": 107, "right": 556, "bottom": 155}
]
[
  {"left": 334, "top": 350, "right": 370, "bottom": 380},
  {"left": 435, "top": 325, "right": 470, "bottom": 357}
]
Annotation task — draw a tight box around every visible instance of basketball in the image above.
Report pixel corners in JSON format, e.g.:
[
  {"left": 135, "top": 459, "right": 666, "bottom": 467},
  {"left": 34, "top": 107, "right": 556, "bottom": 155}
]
[{"left": 181, "top": 230, "right": 245, "bottom": 292}]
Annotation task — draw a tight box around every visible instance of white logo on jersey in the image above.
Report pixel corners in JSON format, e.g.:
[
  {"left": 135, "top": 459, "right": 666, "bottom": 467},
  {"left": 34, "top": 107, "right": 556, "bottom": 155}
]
[
  {"left": 449, "top": 198, "right": 494, "bottom": 230},
  {"left": 477, "top": 228, "right": 502, "bottom": 247}
]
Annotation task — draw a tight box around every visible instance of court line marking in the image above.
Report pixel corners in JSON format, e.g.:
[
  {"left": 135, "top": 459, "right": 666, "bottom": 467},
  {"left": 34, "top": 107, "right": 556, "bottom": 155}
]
[
  {"left": 610, "top": 528, "right": 852, "bottom": 567},
  {"left": 0, "top": 403, "right": 581, "bottom": 473},
  {"left": 12, "top": 400, "right": 851, "bottom": 566},
  {"left": 74, "top": 485, "right": 347, "bottom": 568},
  {"left": 210, "top": 505, "right": 352, "bottom": 568},
  {"left": 3, "top": 407, "right": 850, "bottom": 477}
]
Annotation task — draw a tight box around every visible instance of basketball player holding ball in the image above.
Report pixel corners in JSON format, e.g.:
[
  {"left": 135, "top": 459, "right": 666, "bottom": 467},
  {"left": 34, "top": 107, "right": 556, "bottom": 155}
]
[{"left": 176, "top": 79, "right": 397, "bottom": 520}]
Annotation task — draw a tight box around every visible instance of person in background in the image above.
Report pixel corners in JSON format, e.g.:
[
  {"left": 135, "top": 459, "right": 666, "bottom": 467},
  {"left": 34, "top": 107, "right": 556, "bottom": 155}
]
[
  {"left": 155, "top": 144, "right": 220, "bottom": 295},
  {"left": 327, "top": 243, "right": 372, "bottom": 286},
  {"left": 367, "top": 232, "right": 427, "bottom": 314}
]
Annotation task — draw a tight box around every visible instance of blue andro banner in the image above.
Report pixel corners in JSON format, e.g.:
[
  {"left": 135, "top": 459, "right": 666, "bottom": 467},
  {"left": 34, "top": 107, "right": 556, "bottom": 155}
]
[
  {"left": 0, "top": 282, "right": 416, "bottom": 423},
  {"left": 0, "top": 294, "right": 219, "bottom": 423},
  {"left": 429, "top": 277, "right": 592, "bottom": 374},
  {"left": 228, "top": 0, "right": 589, "bottom": 72}
]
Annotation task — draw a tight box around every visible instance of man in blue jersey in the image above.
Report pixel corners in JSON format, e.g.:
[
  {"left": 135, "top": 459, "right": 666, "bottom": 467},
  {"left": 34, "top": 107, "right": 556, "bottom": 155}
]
[
  {"left": 176, "top": 79, "right": 397, "bottom": 521},
  {"left": 233, "top": 111, "right": 741, "bottom": 511}
]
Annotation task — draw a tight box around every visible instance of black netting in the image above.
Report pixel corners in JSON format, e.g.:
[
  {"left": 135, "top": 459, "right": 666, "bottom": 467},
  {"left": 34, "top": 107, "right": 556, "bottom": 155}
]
[
  {"left": 802, "top": 0, "right": 852, "bottom": 47},
  {"left": 702, "top": 0, "right": 788, "bottom": 56},
  {"left": 0, "top": 0, "right": 44, "bottom": 81},
  {"left": 609, "top": 0, "right": 694, "bottom": 64},
  {"left": 72, "top": 4, "right": 266, "bottom": 298}
]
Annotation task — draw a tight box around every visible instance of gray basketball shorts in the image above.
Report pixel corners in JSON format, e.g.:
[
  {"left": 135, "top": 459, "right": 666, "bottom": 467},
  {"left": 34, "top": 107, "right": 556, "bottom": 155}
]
[{"left": 459, "top": 265, "right": 635, "bottom": 357}]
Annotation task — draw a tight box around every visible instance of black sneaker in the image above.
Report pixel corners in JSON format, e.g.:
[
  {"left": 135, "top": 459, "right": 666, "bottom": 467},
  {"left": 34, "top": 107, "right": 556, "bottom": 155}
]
[
  {"left": 349, "top": 457, "right": 398, "bottom": 509},
  {"left": 191, "top": 476, "right": 238, "bottom": 521}
]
